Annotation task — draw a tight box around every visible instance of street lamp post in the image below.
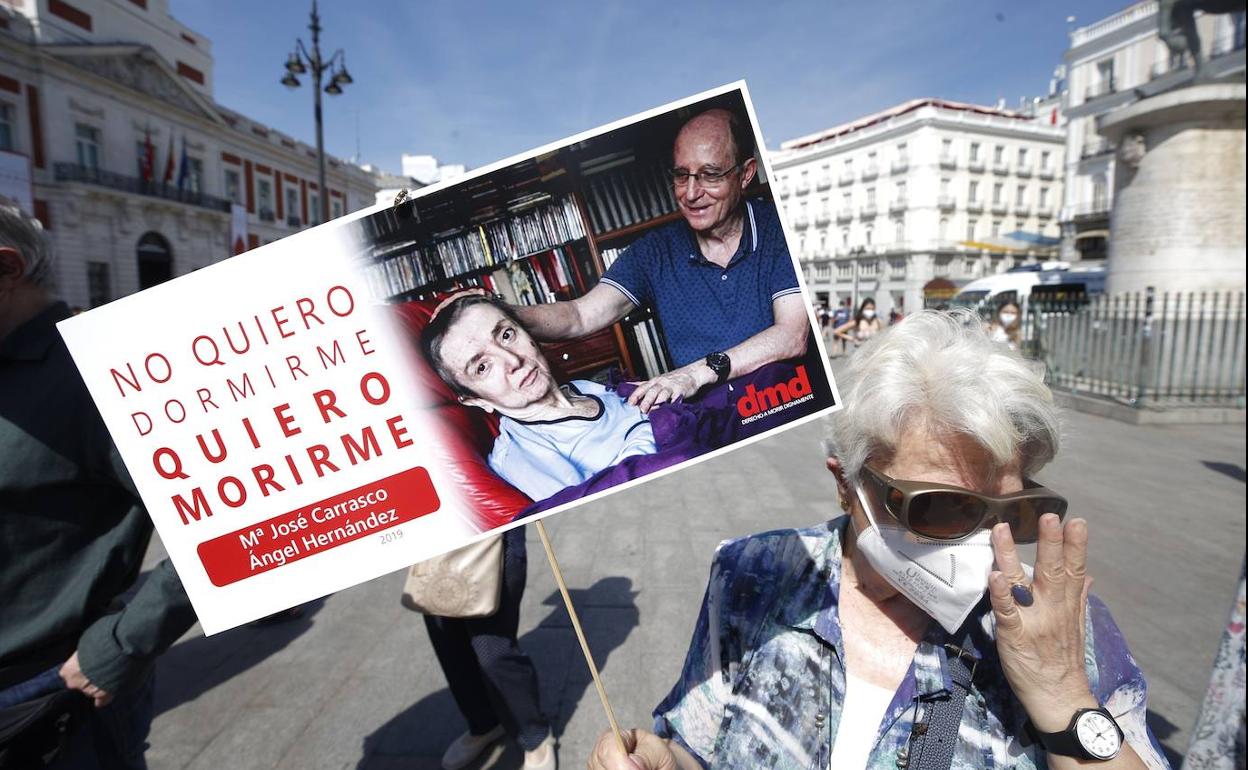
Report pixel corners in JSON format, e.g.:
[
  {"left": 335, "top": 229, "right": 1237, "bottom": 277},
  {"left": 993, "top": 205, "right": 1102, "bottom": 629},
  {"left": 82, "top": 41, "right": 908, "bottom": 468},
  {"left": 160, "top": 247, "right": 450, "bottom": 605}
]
[{"left": 281, "top": 0, "right": 352, "bottom": 225}]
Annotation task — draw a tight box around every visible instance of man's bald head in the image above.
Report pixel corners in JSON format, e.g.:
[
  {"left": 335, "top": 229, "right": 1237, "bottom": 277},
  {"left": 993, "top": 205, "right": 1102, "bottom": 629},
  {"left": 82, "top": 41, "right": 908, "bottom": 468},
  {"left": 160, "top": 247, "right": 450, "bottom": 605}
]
[{"left": 673, "top": 108, "right": 756, "bottom": 167}]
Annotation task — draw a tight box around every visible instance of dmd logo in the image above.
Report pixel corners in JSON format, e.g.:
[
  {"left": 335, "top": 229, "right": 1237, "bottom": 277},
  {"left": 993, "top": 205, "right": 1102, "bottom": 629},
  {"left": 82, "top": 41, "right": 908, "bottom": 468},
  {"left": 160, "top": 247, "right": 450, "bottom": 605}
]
[{"left": 736, "top": 366, "right": 813, "bottom": 419}]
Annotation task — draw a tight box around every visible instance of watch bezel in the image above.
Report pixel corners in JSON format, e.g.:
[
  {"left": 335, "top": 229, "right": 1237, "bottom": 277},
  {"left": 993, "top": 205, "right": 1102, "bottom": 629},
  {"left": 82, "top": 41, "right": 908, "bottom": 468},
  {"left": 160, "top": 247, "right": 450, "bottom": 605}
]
[
  {"left": 1073, "top": 708, "right": 1123, "bottom": 761},
  {"left": 705, "top": 352, "right": 731, "bottom": 384}
]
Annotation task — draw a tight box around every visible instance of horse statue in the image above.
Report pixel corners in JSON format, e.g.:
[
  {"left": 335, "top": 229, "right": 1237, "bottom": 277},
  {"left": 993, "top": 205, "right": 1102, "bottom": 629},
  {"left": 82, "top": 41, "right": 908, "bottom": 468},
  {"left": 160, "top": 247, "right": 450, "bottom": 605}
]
[{"left": 1158, "top": 0, "right": 1245, "bottom": 78}]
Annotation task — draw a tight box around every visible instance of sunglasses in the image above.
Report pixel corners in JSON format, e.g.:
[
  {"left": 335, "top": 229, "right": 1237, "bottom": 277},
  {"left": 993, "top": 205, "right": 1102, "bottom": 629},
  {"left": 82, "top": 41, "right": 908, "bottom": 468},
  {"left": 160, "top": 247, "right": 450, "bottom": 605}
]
[{"left": 861, "top": 464, "right": 1067, "bottom": 543}]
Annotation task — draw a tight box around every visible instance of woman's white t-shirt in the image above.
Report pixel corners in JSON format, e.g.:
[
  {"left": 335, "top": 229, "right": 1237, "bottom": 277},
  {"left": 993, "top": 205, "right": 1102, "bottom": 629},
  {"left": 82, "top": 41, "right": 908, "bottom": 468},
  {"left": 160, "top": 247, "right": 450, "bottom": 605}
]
[{"left": 827, "top": 671, "right": 897, "bottom": 770}]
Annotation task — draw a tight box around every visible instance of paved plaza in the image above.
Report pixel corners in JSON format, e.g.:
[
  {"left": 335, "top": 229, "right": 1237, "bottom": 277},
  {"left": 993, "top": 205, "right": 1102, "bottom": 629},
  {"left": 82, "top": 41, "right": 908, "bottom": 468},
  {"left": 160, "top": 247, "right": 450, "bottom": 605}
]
[{"left": 142, "top": 401, "right": 1246, "bottom": 769}]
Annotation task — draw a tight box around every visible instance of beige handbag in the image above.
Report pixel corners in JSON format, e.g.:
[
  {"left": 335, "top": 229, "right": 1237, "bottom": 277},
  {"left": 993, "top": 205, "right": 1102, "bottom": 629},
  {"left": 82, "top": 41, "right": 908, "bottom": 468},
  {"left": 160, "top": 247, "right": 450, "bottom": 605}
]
[{"left": 401, "top": 535, "right": 504, "bottom": 617}]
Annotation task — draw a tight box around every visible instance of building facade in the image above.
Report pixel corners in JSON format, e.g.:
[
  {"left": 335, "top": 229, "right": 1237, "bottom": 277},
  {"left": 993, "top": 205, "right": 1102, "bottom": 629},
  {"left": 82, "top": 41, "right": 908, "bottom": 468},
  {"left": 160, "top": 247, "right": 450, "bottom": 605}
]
[
  {"left": 771, "top": 99, "right": 1065, "bottom": 317},
  {"left": 0, "top": 0, "right": 379, "bottom": 309},
  {"left": 1060, "top": 1, "right": 1246, "bottom": 261}
]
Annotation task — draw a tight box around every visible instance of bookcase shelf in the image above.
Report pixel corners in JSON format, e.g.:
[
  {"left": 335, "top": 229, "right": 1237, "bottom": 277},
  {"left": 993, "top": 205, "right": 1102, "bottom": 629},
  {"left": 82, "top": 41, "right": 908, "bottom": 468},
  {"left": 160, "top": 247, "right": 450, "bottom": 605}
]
[{"left": 596, "top": 210, "right": 684, "bottom": 244}]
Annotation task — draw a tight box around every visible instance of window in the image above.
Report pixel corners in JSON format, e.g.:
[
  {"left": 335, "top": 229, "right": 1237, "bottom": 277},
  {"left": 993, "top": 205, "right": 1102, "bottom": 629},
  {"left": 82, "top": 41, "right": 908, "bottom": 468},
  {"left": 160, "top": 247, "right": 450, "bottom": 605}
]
[
  {"left": 993, "top": 145, "right": 1004, "bottom": 164},
  {"left": 134, "top": 140, "right": 148, "bottom": 178},
  {"left": 992, "top": 219, "right": 1002, "bottom": 237},
  {"left": 185, "top": 157, "right": 203, "bottom": 194},
  {"left": 1016, "top": 184, "right": 1027, "bottom": 205},
  {"left": 934, "top": 257, "right": 951, "bottom": 277},
  {"left": 938, "top": 217, "right": 949, "bottom": 240},
  {"left": 893, "top": 217, "right": 905, "bottom": 243},
  {"left": 942, "top": 138, "right": 952, "bottom": 153},
  {"left": 895, "top": 181, "right": 906, "bottom": 201},
  {"left": 1040, "top": 186, "right": 1050, "bottom": 207},
  {"left": 87, "top": 262, "right": 111, "bottom": 308},
  {"left": 992, "top": 182, "right": 1004, "bottom": 203},
  {"left": 332, "top": 198, "right": 343, "bottom": 219},
  {"left": 969, "top": 142, "right": 981, "bottom": 161},
  {"left": 867, "top": 151, "right": 877, "bottom": 162},
  {"left": 310, "top": 193, "right": 321, "bottom": 224},
  {"left": 861, "top": 257, "right": 878, "bottom": 275},
  {"left": 890, "top": 258, "right": 906, "bottom": 278},
  {"left": 1092, "top": 174, "right": 1109, "bottom": 208},
  {"left": 816, "top": 263, "right": 831, "bottom": 280},
  {"left": 842, "top": 191, "right": 852, "bottom": 208},
  {"left": 1041, "top": 150, "right": 1052, "bottom": 170},
  {"left": 897, "top": 142, "right": 907, "bottom": 158},
  {"left": 0, "top": 102, "right": 13, "bottom": 152},
  {"left": 940, "top": 177, "right": 951, "bottom": 195},
  {"left": 838, "top": 261, "right": 853, "bottom": 280},
  {"left": 844, "top": 158, "right": 853, "bottom": 171},
  {"left": 1096, "top": 58, "right": 1115, "bottom": 89},
  {"left": 224, "top": 169, "right": 242, "bottom": 204},
  {"left": 285, "top": 187, "right": 300, "bottom": 224},
  {"left": 965, "top": 258, "right": 978, "bottom": 277},
  {"left": 75, "top": 124, "right": 101, "bottom": 170},
  {"left": 967, "top": 218, "right": 978, "bottom": 240},
  {"left": 841, "top": 228, "right": 850, "bottom": 248},
  {"left": 257, "top": 179, "right": 274, "bottom": 219},
  {"left": 866, "top": 187, "right": 876, "bottom": 205},
  {"left": 968, "top": 180, "right": 979, "bottom": 201},
  {"left": 1018, "top": 147, "right": 1029, "bottom": 166},
  {"left": 865, "top": 225, "right": 874, "bottom": 246}
]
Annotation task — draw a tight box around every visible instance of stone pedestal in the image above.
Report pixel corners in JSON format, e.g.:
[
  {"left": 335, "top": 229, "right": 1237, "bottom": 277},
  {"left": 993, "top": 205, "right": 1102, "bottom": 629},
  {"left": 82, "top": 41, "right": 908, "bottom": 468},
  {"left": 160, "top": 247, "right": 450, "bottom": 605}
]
[{"left": 1099, "top": 82, "right": 1246, "bottom": 294}]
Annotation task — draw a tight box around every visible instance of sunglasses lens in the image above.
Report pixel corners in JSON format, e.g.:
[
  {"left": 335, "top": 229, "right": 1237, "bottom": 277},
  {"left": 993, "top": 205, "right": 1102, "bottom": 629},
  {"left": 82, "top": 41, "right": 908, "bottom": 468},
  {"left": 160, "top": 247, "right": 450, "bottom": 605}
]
[
  {"left": 1001, "top": 497, "right": 1068, "bottom": 543},
  {"left": 908, "top": 492, "right": 988, "bottom": 540}
]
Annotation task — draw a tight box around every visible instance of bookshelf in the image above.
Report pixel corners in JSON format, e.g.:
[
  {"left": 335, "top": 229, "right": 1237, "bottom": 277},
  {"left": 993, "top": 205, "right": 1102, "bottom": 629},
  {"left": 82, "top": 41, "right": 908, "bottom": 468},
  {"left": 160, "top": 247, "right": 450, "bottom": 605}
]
[{"left": 356, "top": 110, "right": 773, "bottom": 383}]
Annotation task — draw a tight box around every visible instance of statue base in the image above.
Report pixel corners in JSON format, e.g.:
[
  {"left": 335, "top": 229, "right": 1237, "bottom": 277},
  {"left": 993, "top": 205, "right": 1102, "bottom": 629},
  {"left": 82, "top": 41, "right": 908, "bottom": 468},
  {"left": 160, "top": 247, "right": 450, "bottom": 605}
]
[{"left": 1099, "top": 82, "right": 1246, "bottom": 294}]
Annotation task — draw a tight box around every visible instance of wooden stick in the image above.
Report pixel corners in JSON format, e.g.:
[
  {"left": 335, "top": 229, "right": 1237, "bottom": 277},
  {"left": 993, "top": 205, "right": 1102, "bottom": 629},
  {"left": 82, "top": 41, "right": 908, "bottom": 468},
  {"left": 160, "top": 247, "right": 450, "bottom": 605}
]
[{"left": 534, "top": 519, "right": 629, "bottom": 758}]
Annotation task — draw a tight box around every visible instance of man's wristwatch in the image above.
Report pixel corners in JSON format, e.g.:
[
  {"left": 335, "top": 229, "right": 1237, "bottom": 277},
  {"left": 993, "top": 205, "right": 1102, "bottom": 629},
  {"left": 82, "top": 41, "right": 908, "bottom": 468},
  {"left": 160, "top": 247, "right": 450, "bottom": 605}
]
[
  {"left": 1030, "top": 707, "right": 1123, "bottom": 761},
  {"left": 704, "top": 352, "right": 731, "bottom": 384}
]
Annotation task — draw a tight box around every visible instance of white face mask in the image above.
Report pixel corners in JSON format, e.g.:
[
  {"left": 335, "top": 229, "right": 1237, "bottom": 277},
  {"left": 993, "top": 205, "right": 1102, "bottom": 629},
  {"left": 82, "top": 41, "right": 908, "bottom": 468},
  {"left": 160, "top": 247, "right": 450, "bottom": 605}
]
[
  {"left": 862, "top": 309, "right": 876, "bottom": 320},
  {"left": 999, "top": 313, "right": 1018, "bottom": 326},
  {"left": 851, "top": 482, "right": 996, "bottom": 635}
]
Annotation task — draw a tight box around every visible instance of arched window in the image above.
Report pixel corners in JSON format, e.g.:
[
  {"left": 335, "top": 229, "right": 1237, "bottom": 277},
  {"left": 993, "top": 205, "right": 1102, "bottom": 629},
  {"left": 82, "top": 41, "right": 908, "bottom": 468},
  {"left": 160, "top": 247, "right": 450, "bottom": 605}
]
[{"left": 136, "top": 231, "right": 173, "bottom": 289}]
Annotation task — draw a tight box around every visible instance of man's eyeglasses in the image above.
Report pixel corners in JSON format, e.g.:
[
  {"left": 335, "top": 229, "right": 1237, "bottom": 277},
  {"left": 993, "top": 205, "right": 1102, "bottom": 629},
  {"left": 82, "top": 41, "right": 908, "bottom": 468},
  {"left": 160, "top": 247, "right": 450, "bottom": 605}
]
[
  {"left": 668, "top": 165, "right": 741, "bottom": 189},
  {"left": 861, "top": 464, "right": 1067, "bottom": 543}
]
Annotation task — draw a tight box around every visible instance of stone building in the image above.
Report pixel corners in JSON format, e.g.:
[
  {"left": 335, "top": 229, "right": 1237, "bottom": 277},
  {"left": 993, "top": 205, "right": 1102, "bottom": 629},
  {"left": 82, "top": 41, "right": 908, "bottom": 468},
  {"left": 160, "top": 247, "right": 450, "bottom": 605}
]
[
  {"left": 0, "top": 0, "right": 380, "bottom": 309},
  {"left": 771, "top": 98, "right": 1065, "bottom": 317}
]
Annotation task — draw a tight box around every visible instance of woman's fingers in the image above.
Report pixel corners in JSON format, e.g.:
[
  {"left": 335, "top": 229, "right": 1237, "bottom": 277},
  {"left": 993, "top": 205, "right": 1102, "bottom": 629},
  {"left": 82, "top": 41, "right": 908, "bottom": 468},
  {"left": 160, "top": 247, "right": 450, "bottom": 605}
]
[
  {"left": 1063, "top": 518, "right": 1089, "bottom": 604},
  {"left": 991, "top": 523, "right": 1028, "bottom": 586},
  {"left": 590, "top": 729, "right": 638, "bottom": 770},
  {"left": 1034, "top": 513, "right": 1066, "bottom": 591},
  {"left": 988, "top": 570, "right": 1023, "bottom": 635}
]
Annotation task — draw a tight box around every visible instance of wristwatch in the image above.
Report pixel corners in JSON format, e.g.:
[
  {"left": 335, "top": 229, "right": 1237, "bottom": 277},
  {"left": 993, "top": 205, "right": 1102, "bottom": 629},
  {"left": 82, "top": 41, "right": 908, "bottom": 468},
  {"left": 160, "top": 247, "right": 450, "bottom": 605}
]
[
  {"left": 1031, "top": 707, "right": 1123, "bottom": 761},
  {"left": 704, "top": 352, "right": 731, "bottom": 384}
]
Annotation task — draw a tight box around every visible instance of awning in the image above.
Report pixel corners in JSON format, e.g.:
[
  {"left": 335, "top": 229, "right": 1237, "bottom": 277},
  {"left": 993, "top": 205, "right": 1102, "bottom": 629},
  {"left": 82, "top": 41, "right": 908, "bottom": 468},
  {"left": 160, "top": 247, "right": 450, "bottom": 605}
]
[
  {"left": 1074, "top": 230, "right": 1110, "bottom": 241},
  {"left": 923, "top": 278, "right": 959, "bottom": 298}
]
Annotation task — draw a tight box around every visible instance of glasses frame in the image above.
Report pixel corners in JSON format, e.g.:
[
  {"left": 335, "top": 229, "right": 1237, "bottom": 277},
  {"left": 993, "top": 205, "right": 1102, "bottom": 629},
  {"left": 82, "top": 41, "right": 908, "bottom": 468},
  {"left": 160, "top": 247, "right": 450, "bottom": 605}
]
[
  {"left": 861, "top": 463, "right": 1068, "bottom": 543},
  {"left": 668, "top": 163, "right": 742, "bottom": 189}
]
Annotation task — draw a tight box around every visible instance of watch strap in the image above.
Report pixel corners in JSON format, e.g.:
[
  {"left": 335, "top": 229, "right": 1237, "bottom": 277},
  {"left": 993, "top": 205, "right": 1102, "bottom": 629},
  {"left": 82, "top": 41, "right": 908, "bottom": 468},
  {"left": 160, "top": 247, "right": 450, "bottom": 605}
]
[{"left": 1027, "top": 707, "right": 1120, "bottom": 761}]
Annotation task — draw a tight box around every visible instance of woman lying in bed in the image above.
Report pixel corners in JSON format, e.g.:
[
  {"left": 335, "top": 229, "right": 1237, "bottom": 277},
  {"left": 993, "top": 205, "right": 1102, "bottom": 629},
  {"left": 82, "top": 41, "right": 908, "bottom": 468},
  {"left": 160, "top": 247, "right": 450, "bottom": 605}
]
[{"left": 421, "top": 293, "right": 657, "bottom": 502}]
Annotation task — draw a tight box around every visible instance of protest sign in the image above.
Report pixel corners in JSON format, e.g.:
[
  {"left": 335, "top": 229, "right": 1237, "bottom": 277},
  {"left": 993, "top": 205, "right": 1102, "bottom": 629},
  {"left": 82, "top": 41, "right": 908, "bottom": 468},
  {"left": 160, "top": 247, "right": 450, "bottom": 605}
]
[{"left": 57, "top": 81, "right": 841, "bottom": 634}]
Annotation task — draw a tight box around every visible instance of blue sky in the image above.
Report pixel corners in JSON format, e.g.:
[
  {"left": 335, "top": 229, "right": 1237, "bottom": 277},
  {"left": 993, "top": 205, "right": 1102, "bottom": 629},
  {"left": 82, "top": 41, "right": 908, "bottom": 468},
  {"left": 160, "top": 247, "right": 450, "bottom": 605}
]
[{"left": 174, "top": 1, "right": 1131, "bottom": 174}]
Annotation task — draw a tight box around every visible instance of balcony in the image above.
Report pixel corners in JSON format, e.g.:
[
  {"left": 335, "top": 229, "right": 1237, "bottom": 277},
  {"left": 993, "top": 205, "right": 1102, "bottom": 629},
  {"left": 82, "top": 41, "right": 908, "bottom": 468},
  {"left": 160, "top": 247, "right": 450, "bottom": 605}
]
[
  {"left": 791, "top": 213, "right": 810, "bottom": 229},
  {"left": 838, "top": 171, "right": 855, "bottom": 186},
  {"left": 1014, "top": 202, "right": 1032, "bottom": 216},
  {"left": 1037, "top": 204, "right": 1055, "bottom": 219},
  {"left": 860, "top": 203, "right": 878, "bottom": 219},
  {"left": 1081, "top": 139, "right": 1115, "bottom": 160},
  {"left": 937, "top": 195, "right": 956, "bottom": 210},
  {"left": 259, "top": 208, "right": 276, "bottom": 223},
  {"left": 991, "top": 160, "right": 1010, "bottom": 175},
  {"left": 890, "top": 158, "right": 909, "bottom": 175},
  {"left": 1016, "top": 163, "right": 1033, "bottom": 178},
  {"left": 966, "top": 199, "right": 984, "bottom": 213},
  {"left": 1038, "top": 165, "right": 1056, "bottom": 180},
  {"left": 53, "top": 163, "right": 231, "bottom": 213},
  {"left": 815, "top": 177, "right": 832, "bottom": 191},
  {"left": 778, "top": 183, "right": 791, "bottom": 198},
  {"left": 794, "top": 180, "right": 811, "bottom": 195},
  {"left": 861, "top": 164, "right": 879, "bottom": 181},
  {"left": 836, "top": 208, "right": 853, "bottom": 223},
  {"left": 1071, "top": 200, "right": 1111, "bottom": 223},
  {"left": 990, "top": 200, "right": 1009, "bottom": 215},
  {"left": 968, "top": 157, "right": 986, "bottom": 173},
  {"left": 1084, "top": 76, "right": 1116, "bottom": 102},
  {"left": 814, "top": 208, "right": 832, "bottom": 225},
  {"left": 888, "top": 197, "right": 908, "bottom": 214},
  {"left": 939, "top": 153, "right": 958, "bottom": 170}
]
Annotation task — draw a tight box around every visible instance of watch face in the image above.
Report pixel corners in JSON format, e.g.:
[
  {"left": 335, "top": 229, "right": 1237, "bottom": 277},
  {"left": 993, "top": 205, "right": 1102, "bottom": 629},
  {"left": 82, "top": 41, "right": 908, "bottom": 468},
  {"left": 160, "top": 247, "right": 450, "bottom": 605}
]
[{"left": 1075, "top": 711, "right": 1122, "bottom": 760}]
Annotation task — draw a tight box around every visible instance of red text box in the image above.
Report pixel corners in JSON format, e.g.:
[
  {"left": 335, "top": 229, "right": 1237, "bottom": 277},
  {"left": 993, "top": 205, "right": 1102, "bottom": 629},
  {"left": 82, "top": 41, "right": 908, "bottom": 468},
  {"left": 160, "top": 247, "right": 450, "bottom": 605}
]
[{"left": 198, "top": 466, "right": 440, "bottom": 586}]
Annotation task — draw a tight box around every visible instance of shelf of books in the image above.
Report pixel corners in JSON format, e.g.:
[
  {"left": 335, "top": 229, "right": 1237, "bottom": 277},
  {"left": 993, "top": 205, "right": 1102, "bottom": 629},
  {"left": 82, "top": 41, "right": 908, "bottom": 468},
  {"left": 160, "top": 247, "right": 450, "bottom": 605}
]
[{"left": 357, "top": 142, "right": 771, "bottom": 383}]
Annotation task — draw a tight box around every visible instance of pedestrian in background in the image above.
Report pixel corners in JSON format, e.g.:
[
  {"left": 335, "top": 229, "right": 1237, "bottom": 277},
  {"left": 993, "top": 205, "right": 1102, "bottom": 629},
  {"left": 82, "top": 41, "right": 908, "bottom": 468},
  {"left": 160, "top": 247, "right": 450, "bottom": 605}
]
[
  {"left": 0, "top": 197, "right": 198, "bottom": 769},
  {"left": 830, "top": 299, "right": 851, "bottom": 357},
  {"left": 987, "top": 300, "right": 1022, "bottom": 351},
  {"left": 833, "top": 297, "right": 883, "bottom": 352}
]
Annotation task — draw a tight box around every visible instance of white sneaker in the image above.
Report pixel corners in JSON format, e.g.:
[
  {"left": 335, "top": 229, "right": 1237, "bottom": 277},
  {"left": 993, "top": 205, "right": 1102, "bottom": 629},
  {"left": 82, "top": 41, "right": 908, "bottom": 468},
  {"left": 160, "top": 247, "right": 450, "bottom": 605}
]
[
  {"left": 440, "top": 726, "right": 504, "bottom": 770},
  {"left": 523, "top": 734, "right": 557, "bottom": 770}
]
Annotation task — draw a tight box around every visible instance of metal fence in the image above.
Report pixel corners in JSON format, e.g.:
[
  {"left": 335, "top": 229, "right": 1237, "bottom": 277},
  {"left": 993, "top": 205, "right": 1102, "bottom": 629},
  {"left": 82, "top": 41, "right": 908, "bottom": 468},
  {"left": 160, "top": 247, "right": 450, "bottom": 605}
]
[{"left": 1025, "top": 289, "right": 1246, "bottom": 409}]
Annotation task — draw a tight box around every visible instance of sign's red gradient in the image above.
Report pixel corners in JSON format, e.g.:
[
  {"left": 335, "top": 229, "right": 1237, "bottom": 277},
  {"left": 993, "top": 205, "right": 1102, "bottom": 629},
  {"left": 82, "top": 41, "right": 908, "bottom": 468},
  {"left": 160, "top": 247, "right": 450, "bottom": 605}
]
[{"left": 197, "top": 466, "right": 440, "bottom": 586}]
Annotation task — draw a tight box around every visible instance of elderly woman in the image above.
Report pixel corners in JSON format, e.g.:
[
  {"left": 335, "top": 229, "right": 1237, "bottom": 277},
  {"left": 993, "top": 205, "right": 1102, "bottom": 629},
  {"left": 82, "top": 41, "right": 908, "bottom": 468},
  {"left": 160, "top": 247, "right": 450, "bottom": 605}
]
[
  {"left": 590, "top": 310, "right": 1168, "bottom": 770},
  {"left": 423, "top": 293, "right": 657, "bottom": 502}
]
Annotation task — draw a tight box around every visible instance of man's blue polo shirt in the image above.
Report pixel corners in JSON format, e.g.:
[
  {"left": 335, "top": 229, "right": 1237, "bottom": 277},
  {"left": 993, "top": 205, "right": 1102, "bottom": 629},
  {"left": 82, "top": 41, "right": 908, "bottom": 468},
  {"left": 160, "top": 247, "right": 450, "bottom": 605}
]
[{"left": 600, "top": 198, "right": 801, "bottom": 368}]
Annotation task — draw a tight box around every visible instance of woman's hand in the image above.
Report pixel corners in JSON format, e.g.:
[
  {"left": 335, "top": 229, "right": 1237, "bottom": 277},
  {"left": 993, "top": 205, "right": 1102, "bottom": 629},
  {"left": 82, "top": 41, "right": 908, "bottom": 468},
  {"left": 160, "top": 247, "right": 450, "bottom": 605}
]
[
  {"left": 588, "top": 729, "right": 681, "bottom": 770},
  {"left": 988, "top": 513, "right": 1099, "bottom": 733},
  {"left": 627, "top": 364, "right": 713, "bottom": 414}
]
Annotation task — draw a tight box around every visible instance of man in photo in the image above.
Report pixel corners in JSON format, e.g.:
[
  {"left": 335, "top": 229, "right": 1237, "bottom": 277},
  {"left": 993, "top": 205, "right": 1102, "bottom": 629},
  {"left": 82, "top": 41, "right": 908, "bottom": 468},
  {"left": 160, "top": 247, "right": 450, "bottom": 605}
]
[
  {"left": 422, "top": 292, "right": 658, "bottom": 503},
  {"left": 514, "top": 108, "right": 810, "bottom": 413}
]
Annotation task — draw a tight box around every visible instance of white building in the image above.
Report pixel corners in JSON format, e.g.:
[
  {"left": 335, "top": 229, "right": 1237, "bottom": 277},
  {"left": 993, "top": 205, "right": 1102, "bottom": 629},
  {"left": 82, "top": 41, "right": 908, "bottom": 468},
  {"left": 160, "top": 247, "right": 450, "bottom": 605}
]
[
  {"left": 400, "top": 153, "right": 466, "bottom": 186},
  {"left": 0, "top": 0, "right": 380, "bottom": 309},
  {"left": 1060, "top": 1, "right": 1245, "bottom": 260},
  {"left": 772, "top": 98, "right": 1065, "bottom": 317}
]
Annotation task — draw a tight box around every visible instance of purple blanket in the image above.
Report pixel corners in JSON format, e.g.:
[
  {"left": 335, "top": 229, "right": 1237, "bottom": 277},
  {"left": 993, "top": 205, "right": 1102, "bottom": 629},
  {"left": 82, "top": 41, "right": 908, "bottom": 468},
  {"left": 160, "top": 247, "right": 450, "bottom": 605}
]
[{"left": 518, "top": 361, "right": 829, "bottom": 517}]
